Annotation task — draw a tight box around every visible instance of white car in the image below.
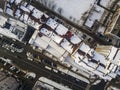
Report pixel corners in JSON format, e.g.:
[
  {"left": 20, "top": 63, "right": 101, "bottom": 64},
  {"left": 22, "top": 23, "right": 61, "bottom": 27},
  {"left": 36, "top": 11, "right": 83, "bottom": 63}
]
[{"left": 25, "top": 72, "right": 36, "bottom": 79}]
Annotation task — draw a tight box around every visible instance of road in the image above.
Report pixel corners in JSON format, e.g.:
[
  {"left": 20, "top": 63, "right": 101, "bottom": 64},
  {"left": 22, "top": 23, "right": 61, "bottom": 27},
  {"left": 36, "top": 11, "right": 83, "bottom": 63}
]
[{"left": 0, "top": 36, "right": 88, "bottom": 90}]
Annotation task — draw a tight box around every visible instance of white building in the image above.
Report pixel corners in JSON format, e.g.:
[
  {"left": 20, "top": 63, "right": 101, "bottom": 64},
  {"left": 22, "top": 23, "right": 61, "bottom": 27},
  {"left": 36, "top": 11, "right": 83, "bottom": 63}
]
[
  {"left": 72, "top": 43, "right": 120, "bottom": 81},
  {"left": 28, "top": 9, "right": 120, "bottom": 81},
  {"left": 5, "top": 0, "right": 120, "bottom": 81},
  {"left": 6, "top": 0, "right": 49, "bottom": 30},
  {"left": 32, "top": 77, "right": 72, "bottom": 90},
  {"left": 29, "top": 17, "right": 83, "bottom": 59},
  {"left": 0, "top": 15, "right": 27, "bottom": 41}
]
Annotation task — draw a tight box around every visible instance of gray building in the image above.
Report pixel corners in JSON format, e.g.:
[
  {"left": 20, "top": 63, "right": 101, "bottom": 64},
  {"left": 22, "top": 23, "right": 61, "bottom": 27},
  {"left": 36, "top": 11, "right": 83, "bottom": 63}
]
[{"left": 0, "top": 75, "right": 19, "bottom": 90}]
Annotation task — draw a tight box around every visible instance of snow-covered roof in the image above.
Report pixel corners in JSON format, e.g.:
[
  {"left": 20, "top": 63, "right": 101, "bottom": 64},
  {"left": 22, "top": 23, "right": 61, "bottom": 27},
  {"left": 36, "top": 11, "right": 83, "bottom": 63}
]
[
  {"left": 100, "top": 0, "right": 111, "bottom": 7},
  {"left": 108, "top": 46, "right": 117, "bottom": 60},
  {"left": 48, "top": 40, "right": 66, "bottom": 55},
  {"left": 27, "top": 5, "right": 35, "bottom": 11},
  {"left": 70, "top": 34, "right": 82, "bottom": 44},
  {"left": 34, "top": 35, "right": 49, "bottom": 49},
  {"left": 32, "top": 8, "right": 43, "bottom": 19},
  {"left": 15, "top": 9, "right": 21, "bottom": 18},
  {"left": 7, "top": 3, "right": 11, "bottom": 8},
  {"left": 61, "top": 39, "right": 73, "bottom": 53},
  {"left": 40, "top": 28, "right": 52, "bottom": 37},
  {"left": 33, "top": 33, "right": 65, "bottom": 58},
  {"left": 6, "top": 8, "right": 13, "bottom": 16},
  {"left": 88, "top": 61, "right": 98, "bottom": 69},
  {"left": 46, "top": 18, "right": 58, "bottom": 29},
  {"left": 20, "top": 5, "right": 30, "bottom": 13},
  {"left": 0, "top": 15, "right": 7, "bottom": 27},
  {"left": 20, "top": 14, "right": 29, "bottom": 23},
  {"left": 108, "top": 63, "right": 115, "bottom": 71},
  {"left": 50, "top": 33, "right": 63, "bottom": 44},
  {"left": 9, "top": 0, "right": 15, "bottom": 4},
  {"left": 97, "top": 65, "right": 105, "bottom": 72},
  {"left": 15, "top": 0, "right": 22, "bottom": 5},
  {"left": 88, "top": 49, "right": 94, "bottom": 57},
  {"left": 27, "top": 18, "right": 35, "bottom": 25},
  {"left": 55, "top": 24, "right": 68, "bottom": 36},
  {"left": 22, "top": 2, "right": 28, "bottom": 7},
  {"left": 83, "top": 57, "right": 89, "bottom": 64},
  {"left": 0, "top": 27, "right": 18, "bottom": 39},
  {"left": 114, "top": 50, "right": 120, "bottom": 63},
  {"left": 78, "top": 61, "right": 94, "bottom": 71},
  {"left": 79, "top": 43, "right": 90, "bottom": 53},
  {"left": 85, "top": 5, "right": 104, "bottom": 28},
  {"left": 46, "top": 45, "right": 63, "bottom": 58},
  {"left": 23, "top": 14, "right": 29, "bottom": 23},
  {"left": 108, "top": 72, "right": 117, "bottom": 78},
  {"left": 74, "top": 52, "right": 84, "bottom": 62},
  {"left": 93, "top": 51, "right": 106, "bottom": 65}
]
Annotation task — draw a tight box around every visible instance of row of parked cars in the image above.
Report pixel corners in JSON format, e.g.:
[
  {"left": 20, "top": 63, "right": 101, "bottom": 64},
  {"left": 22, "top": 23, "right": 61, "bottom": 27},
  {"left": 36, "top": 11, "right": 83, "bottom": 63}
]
[
  {"left": 1, "top": 39, "right": 24, "bottom": 53},
  {"left": 0, "top": 57, "right": 36, "bottom": 80}
]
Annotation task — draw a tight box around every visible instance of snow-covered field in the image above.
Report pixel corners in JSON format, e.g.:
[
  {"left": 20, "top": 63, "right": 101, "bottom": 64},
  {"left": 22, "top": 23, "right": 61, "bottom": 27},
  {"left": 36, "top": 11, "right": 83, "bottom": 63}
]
[{"left": 39, "top": 0, "right": 96, "bottom": 24}]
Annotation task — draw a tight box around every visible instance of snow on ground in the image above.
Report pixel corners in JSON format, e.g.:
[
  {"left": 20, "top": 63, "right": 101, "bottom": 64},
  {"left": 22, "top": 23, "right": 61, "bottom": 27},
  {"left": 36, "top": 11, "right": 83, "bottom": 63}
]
[{"left": 44, "top": 0, "right": 95, "bottom": 23}]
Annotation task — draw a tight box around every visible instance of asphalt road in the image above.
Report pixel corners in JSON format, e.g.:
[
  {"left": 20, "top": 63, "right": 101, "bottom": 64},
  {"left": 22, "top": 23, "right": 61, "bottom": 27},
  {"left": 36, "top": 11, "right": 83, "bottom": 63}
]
[{"left": 0, "top": 36, "right": 88, "bottom": 90}]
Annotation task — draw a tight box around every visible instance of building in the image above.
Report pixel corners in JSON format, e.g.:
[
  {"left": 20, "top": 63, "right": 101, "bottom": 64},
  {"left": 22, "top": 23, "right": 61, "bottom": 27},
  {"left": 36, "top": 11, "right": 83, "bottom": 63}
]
[
  {"left": 36, "top": 0, "right": 115, "bottom": 28},
  {"left": 29, "top": 17, "right": 83, "bottom": 59},
  {"left": 0, "top": 77, "right": 19, "bottom": 90},
  {"left": 72, "top": 42, "right": 120, "bottom": 81},
  {"left": 104, "top": 7, "right": 120, "bottom": 40},
  {"left": 0, "top": 14, "right": 28, "bottom": 41},
  {"left": 4, "top": 0, "right": 120, "bottom": 82},
  {"left": 6, "top": 0, "right": 49, "bottom": 30},
  {"left": 23, "top": 0, "right": 120, "bottom": 81},
  {"left": 0, "top": 71, "right": 20, "bottom": 90},
  {"left": 32, "top": 77, "right": 72, "bottom": 90}
]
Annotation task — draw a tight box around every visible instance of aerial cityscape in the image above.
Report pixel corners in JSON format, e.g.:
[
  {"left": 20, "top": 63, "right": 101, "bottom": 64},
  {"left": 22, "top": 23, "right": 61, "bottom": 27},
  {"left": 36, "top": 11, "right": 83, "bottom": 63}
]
[{"left": 0, "top": 0, "right": 120, "bottom": 90}]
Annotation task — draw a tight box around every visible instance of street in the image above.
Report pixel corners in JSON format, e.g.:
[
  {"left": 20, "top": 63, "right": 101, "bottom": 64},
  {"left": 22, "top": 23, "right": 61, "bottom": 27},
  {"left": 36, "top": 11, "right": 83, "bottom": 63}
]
[{"left": 0, "top": 36, "right": 88, "bottom": 90}]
